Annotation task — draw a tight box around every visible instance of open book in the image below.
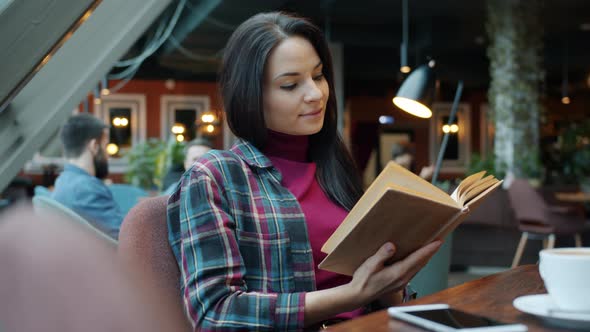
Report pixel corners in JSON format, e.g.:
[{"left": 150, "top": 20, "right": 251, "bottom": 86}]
[{"left": 318, "top": 161, "right": 503, "bottom": 276}]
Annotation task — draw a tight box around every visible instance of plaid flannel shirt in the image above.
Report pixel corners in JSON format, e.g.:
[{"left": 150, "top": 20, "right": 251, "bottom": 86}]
[{"left": 167, "top": 139, "right": 316, "bottom": 331}]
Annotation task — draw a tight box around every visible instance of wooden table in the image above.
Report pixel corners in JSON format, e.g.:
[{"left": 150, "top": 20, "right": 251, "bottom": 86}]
[
  {"left": 555, "top": 191, "right": 590, "bottom": 203},
  {"left": 328, "top": 265, "right": 573, "bottom": 332}
]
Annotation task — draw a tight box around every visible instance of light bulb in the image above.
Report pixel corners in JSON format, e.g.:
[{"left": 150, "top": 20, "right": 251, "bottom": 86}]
[
  {"left": 106, "top": 143, "right": 119, "bottom": 155},
  {"left": 171, "top": 124, "right": 185, "bottom": 134},
  {"left": 392, "top": 97, "right": 432, "bottom": 118}
]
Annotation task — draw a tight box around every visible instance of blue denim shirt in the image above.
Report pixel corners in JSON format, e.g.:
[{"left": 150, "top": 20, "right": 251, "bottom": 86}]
[{"left": 52, "top": 164, "right": 123, "bottom": 240}]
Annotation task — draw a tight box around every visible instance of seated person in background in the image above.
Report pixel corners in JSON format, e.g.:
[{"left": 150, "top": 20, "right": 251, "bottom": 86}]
[
  {"left": 183, "top": 138, "right": 213, "bottom": 171},
  {"left": 162, "top": 138, "right": 213, "bottom": 195},
  {"left": 391, "top": 142, "right": 434, "bottom": 180},
  {"left": 52, "top": 114, "right": 123, "bottom": 239}
]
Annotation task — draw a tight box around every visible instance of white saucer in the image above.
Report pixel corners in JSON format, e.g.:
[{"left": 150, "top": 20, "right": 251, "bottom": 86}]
[{"left": 513, "top": 294, "right": 590, "bottom": 330}]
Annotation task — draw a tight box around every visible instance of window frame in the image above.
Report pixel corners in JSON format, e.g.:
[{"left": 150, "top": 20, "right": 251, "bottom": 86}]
[
  {"left": 94, "top": 93, "right": 147, "bottom": 172},
  {"left": 159, "top": 95, "right": 210, "bottom": 141},
  {"left": 429, "top": 102, "right": 472, "bottom": 173}
]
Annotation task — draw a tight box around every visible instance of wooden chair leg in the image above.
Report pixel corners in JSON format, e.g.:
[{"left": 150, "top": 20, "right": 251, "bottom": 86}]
[
  {"left": 512, "top": 232, "right": 528, "bottom": 268},
  {"left": 575, "top": 233, "right": 583, "bottom": 247},
  {"left": 547, "top": 234, "right": 556, "bottom": 249}
]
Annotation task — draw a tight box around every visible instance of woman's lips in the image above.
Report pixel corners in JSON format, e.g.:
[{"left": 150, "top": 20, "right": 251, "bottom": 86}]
[{"left": 300, "top": 109, "right": 322, "bottom": 117}]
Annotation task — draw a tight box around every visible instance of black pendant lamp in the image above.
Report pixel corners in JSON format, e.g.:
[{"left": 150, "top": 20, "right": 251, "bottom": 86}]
[{"left": 392, "top": 61, "right": 435, "bottom": 118}]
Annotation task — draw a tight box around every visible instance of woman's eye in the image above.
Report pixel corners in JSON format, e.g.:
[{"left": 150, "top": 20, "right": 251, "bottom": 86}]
[
  {"left": 280, "top": 84, "right": 297, "bottom": 91},
  {"left": 313, "top": 74, "right": 324, "bottom": 81}
]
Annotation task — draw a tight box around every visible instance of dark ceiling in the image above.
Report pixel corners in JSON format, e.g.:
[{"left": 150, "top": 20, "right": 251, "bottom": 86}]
[{"left": 126, "top": 0, "right": 590, "bottom": 98}]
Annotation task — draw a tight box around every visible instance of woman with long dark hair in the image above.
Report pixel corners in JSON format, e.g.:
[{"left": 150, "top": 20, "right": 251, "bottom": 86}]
[{"left": 167, "top": 12, "right": 441, "bottom": 331}]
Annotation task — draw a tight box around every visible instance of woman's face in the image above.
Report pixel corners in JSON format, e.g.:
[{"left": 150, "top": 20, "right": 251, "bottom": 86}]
[{"left": 262, "top": 36, "right": 329, "bottom": 136}]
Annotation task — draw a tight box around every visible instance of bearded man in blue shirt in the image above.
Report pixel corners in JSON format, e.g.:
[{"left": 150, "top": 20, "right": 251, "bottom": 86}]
[{"left": 52, "top": 114, "right": 123, "bottom": 240}]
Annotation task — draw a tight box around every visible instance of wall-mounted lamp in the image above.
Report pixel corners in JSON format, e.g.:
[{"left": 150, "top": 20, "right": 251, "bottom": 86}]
[
  {"left": 176, "top": 134, "right": 185, "bottom": 142},
  {"left": 197, "top": 111, "right": 220, "bottom": 136},
  {"left": 442, "top": 124, "right": 459, "bottom": 134},
  {"left": 201, "top": 112, "right": 216, "bottom": 124},
  {"left": 112, "top": 117, "right": 129, "bottom": 127},
  {"left": 171, "top": 123, "right": 186, "bottom": 135},
  {"left": 106, "top": 143, "right": 119, "bottom": 156}
]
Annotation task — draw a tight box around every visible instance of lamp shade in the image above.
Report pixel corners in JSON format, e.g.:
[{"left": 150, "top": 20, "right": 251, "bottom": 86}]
[{"left": 393, "top": 64, "right": 435, "bottom": 118}]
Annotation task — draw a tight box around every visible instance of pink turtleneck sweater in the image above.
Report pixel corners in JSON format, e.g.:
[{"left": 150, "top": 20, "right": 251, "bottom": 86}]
[{"left": 264, "top": 130, "right": 364, "bottom": 320}]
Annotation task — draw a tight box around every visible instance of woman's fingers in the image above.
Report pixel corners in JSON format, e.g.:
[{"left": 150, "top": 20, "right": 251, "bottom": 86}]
[
  {"left": 362, "top": 242, "right": 396, "bottom": 273},
  {"left": 350, "top": 241, "right": 443, "bottom": 304},
  {"left": 378, "top": 241, "right": 443, "bottom": 284}
]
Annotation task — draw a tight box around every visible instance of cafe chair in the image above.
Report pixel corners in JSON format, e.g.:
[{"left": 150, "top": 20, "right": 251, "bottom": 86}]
[
  {"left": 507, "top": 178, "right": 590, "bottom": 268},
  {"left": 117, "top": 195, "right": 191, "bottom": 331},
  {"left": 33, "top": 185, "right": 51, "bottom": 197},
  {"left": 32, "top": 195, "right": 117, "bottom": 246},
  {"left": 0, "top": 206, "right": 184, "bottom": 332},
  {"left": 108, "top": 183, "right": 149, "bottom": 215}
]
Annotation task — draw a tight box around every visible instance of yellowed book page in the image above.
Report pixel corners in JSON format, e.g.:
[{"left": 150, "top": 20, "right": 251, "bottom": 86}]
[
  {"left": 321, "top": 162, "right": 454, "bottom": 254},
  {"left": 379, "top": 162, "right": 455, "bottom": 205},
  {"left": 464, "top": 180, "right": 503, "bottom": 209},
  {"left": 319, "top": 189, "right": 461, "bottom": 276},
  {"left": 451, "top": 171, "right": 486, "bottom": 202},
  {"left": 458, "top": 176, "right": 499, "bottom": 206}
]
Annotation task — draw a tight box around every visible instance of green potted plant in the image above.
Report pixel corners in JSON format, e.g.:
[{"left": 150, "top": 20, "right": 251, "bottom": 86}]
[
  {"left": 125, "top": 137, "right": 185, "bottom": 191},
  {"left": 557, "top": 120, "right": 590, "bottom": 190},
  {"left": 467, "top": 151, "right": 506, "bottom": 179}
]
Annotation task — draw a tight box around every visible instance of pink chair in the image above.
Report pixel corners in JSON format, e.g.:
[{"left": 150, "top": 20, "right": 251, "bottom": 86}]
[
  {"left": 117, "top": 195, "right": 191, "bottom": 331},
  {"left": 507, "top": 178, "right": 590, "bottom": 268},
  {"left": 0, "top": 205, "right": 185, "bottom": 332}
]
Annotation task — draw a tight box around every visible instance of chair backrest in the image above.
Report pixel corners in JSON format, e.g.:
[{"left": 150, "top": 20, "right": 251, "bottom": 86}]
[
  {"left": 34, "top": 185, "right": 51, "bottom": 197},
  {"left": 506, "top": 178, "right": 548, "bottom": 224},
  {"left": 32, "top": 196, "right": 117, "bottom": 246},
  {"left": 117, "top": 195, "right": 190, "bottom": 331},
  {"left": 0, "top": 206, "right": 186, "bottom": 332},
  {"left": 108, "top": 183, "right": 149, "bottom": 215}
]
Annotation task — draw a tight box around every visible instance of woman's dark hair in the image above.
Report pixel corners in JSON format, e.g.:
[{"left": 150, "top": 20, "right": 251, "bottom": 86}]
[{"left": 219, "top": 12, "right": 363, "bottom": 210}]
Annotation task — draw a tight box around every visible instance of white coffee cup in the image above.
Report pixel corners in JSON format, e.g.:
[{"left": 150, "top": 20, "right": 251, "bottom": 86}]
[{"left": 539, "top": 247, "right": 590, "bottom": 311}]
